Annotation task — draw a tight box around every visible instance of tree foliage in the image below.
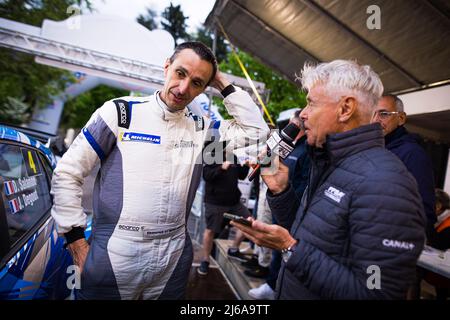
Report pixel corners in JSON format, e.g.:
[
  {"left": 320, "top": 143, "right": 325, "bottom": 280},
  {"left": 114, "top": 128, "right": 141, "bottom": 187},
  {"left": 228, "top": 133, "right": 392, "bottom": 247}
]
[
  {"left": 191, "top": 25, "right": 228, "bottom": 63},
  {"left": 0, "top": 97, "right": 31, "bottom": 124},
  {"left": 161, "top": 2, "right": 190, "bottom": 45},
  {"left": 217, "top": 51, "right": 306, "bottom": 123},
  {"left": 0, "top": 0, "right": 92, "bottom": 27},
  {"left": 61, "top": 85, "right": 128, "bottom": 129},
  {"left": 0, "top": 0, "right": 92, "bottom": 125},
  {"left": 137, "top": 7, "right": 158, "bottom": 31}
]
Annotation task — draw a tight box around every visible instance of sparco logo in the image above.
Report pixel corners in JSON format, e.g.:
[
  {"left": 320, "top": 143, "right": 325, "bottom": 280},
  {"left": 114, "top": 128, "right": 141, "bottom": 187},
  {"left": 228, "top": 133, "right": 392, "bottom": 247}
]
[
  {"left": 119, "top": 103, "right": 127, "bottom": 125},
  {"left": 118, "top": 224, "right": 140, "bottom": 232}
]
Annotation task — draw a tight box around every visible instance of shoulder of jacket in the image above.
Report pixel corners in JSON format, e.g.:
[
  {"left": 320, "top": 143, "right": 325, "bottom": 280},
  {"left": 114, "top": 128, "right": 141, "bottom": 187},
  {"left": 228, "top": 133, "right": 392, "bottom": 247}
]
[
  {"left": 106, "top": 96, "right": 150, "bottom": 129},
  {"left": 335, "top": 147, "right": 405, "bottom": 183}
]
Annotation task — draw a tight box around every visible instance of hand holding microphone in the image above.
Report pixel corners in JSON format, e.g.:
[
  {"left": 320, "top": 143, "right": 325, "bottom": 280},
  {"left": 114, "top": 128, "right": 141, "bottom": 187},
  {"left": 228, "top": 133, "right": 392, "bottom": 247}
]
[{"left": 248, "top": 122, "right": 300, "bottom": 181}]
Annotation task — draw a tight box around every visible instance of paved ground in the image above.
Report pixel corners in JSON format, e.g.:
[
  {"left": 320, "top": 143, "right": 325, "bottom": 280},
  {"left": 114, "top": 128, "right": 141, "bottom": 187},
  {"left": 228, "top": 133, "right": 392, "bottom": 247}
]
[{"left": 186, "top": 240, "right": 238, "bottom": 300}]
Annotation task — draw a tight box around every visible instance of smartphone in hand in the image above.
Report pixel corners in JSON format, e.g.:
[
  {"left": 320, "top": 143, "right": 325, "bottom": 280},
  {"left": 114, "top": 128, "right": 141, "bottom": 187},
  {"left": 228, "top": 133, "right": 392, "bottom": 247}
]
[{"left": 223, "top": 213, "right": 252, "bottom": 227}]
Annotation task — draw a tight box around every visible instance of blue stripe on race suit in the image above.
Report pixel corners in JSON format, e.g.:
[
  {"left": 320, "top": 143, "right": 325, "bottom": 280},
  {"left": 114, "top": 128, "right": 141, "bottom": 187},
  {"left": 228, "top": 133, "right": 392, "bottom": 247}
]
[
  {"left": 212, "top": 120, "right": 221, "bottom": 129},
  {"left": 126, "top": 100, "right": 148, "bottom": 124},
  {"left": 83, "top": 128, "right": 105, "bottom": 160}
]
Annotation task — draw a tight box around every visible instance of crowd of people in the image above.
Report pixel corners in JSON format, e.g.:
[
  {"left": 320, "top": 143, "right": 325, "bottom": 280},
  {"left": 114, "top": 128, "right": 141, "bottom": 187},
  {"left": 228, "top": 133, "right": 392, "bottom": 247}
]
[{"left": 50, "top": 41, "right": 448, "bottom": 300}]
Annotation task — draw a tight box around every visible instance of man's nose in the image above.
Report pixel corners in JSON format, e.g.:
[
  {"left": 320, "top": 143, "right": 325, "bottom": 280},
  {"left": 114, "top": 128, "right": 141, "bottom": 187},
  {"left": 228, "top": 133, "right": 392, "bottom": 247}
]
[
  {"left": 178, "top": 79, "right": 189, "bottom": 95},
  {"left": 300, "top": 106, "right": 308, "bottom": 120}
]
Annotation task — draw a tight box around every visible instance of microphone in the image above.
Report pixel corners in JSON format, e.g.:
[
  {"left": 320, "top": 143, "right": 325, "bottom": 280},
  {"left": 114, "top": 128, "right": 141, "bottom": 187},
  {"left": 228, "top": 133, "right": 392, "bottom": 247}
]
[{"left": 248, "top": 122, "right": 300, "bottom": 181}]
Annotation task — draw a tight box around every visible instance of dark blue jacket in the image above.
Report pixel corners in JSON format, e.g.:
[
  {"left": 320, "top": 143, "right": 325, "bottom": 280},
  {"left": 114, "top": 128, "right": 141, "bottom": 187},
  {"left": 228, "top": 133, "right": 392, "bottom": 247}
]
[
  {"left": 267, "top": 123, "right": 426, "bottom": 299},
  {"left": 385, "top": 126, "right": 436, "bottom": 237},
  {"left": 283, "top": 135, "right": 311, "bottom": 200}
]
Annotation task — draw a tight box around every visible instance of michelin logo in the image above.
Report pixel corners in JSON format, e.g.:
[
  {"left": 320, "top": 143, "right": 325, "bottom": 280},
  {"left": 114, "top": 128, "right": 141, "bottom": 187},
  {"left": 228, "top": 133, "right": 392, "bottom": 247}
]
[
  {"left": 324, "top": 186, "right": 345, "bottom": 203},
  {"left": 120, "top": 132, "right": 161, "bottom": 144}
]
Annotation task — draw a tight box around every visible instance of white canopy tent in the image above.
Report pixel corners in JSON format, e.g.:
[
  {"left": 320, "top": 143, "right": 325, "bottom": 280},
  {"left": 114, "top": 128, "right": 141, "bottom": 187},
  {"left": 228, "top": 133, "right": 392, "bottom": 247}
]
[
  {"left": 206, "top": 0, "right": 450, "bottom": 140},
  {"left": 205, "top": 0, "right": 450, "bottom": 190}
]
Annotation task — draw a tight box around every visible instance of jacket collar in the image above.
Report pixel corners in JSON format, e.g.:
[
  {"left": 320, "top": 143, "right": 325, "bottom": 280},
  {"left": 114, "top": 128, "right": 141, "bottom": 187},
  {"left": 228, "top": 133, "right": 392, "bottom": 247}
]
[
  {"left": 155, "top": 91, "right": 187, "bottom": 121},
  {"left": 385, "top": 125, "right": 407, "bottom": 146},
  {"left": 310, "top": 123, "right": 385, "bottom": 165}
]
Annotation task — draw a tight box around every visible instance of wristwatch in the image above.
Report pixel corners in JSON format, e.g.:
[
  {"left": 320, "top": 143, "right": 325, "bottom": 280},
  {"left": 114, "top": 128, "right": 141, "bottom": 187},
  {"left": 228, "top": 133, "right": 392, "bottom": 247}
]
[
  {"left": 221, "top": 84, "right": 236, "bottom": 98},
  {"left": 281, "top": 243, "right": 297, "bottom": 263}
]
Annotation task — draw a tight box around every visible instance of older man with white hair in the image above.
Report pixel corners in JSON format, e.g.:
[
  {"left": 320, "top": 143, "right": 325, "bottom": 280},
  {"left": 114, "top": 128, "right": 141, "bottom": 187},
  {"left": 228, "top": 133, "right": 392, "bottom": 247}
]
[{"left": 231, "top": 60, "right": 426, "bottom": 299}]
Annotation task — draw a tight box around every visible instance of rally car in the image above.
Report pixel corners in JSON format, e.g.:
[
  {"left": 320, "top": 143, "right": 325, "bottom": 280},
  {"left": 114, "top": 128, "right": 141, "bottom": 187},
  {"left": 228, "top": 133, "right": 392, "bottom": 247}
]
[{"left": 0, "top": 124, "right": 90, "bottom": 299}]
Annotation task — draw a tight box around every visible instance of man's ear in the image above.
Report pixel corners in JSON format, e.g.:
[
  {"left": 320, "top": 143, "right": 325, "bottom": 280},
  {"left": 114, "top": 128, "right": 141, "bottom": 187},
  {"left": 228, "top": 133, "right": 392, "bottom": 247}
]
[
  {"left": 164, "top": 58, "right": 170, "bottom": 77},
  {"left": 338, "top": 96, "right": 357, "bottom": 123},
  {"left": 398, "top": 112, "right": 407, "bottom": 126}
]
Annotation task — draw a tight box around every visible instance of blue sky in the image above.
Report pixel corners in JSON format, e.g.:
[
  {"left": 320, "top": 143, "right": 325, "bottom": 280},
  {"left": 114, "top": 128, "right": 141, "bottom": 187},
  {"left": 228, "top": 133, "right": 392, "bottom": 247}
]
[{"left": 90, "top": 0, "right": 216, "bottom": 33}]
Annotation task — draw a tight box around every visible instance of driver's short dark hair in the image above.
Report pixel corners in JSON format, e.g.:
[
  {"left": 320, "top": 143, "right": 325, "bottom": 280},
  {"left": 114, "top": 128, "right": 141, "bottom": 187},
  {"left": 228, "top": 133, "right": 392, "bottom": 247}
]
[{"left": 169, "top": 41, "right": 217, "bottom": 86}]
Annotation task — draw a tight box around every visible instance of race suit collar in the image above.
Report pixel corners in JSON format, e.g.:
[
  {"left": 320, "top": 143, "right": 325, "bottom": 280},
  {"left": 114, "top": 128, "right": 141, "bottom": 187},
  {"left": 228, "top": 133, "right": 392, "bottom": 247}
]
[{"left": 155, "top": 91, "right": 186, "bottom": 121}]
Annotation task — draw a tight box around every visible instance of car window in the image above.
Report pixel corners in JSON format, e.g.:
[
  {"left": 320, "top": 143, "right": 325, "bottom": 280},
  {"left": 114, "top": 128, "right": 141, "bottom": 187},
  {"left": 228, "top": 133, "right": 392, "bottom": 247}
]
[
  {"left": 38, "top": 153, "right": 54, "bottom": 186},
  {"left": 0, "top": 143, "right": 52, "bottom": 258}
]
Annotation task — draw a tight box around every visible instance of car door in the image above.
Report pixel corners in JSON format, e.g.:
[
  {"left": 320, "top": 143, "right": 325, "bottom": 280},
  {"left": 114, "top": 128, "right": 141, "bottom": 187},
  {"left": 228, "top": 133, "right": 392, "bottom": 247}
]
[{"left": 0, "top": 141, "right": 72, "bottom": 299}]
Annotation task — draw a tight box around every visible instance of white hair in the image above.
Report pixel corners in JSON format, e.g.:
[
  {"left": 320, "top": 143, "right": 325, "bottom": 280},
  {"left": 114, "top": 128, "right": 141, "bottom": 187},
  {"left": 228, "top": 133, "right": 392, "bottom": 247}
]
[{"left": 297, "top": 60, "right": 384, "bottom": 117}]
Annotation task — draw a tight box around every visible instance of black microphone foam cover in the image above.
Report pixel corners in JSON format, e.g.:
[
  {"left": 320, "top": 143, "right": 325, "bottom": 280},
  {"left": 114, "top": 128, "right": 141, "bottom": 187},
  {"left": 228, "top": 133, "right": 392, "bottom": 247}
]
[{"left": 280, "top": 122, "right": 300, "bottom": 143}]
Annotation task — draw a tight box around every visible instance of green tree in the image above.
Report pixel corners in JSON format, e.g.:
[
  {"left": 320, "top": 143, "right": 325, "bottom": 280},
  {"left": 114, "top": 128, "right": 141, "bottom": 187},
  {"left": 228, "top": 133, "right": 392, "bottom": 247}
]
[
  {"left": 0, "top": 0, "right": 92, "bottom": 125},
  {"left": 137, "top": 7, "right": 158, "bottom": 31},
  {"left": 191, "top": 25, "right": 228, "bottom": 63},
  {"left": 0, "top": 0, "right": 93, "bottom": 27},
  {"left": 161, "top": 2, "right": 190, "bottom": 45},
  {"left": 61, "top": 85, "right": 128, "bottom": 129},
  {"left": 217, "top": 50, "right": 306, "bottom": 123}
]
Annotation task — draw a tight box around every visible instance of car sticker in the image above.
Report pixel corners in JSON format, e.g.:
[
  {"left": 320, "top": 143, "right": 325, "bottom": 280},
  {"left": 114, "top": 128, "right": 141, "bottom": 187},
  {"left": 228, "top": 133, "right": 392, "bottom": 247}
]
[
  {"left": 8, "top": 196, "right": 24, "bottom": 214},
  {"left": 3, "top": 176, "right": 38, "bottom": 197},
  {"left": 20, "top": 148, "right": 41, "bottom": 176}
]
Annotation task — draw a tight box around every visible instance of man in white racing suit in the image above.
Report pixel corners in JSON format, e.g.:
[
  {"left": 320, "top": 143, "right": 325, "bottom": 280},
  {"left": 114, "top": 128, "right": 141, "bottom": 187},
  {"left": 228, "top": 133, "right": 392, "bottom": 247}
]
[{"left": 50, "top": 42, "right": 269, "bottom": 299}]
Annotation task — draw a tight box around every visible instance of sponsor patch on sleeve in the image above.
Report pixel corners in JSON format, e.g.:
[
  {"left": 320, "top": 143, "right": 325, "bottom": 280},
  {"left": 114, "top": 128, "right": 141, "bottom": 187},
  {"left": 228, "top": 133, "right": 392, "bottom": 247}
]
[{"left": 113, "top": 99, "right": 131, "bottom": 129}]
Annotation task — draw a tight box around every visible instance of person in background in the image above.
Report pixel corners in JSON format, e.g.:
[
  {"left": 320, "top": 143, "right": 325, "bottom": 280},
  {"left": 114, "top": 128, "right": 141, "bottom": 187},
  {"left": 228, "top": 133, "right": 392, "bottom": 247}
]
[
  {"left": 198, "top": 154, "right": 250, "bottom": 276},
  {"left": 283, "top": 109, "right": 311, "bottom": 201},
  {"left": 372, "top": 95, "right": 437, "bottom": 300},
  {"left": 372, "top": 94, "right": 435, "bottom": 238},
  {"left": 243, "top": 175, "right": 272, "bottom": 280}
]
